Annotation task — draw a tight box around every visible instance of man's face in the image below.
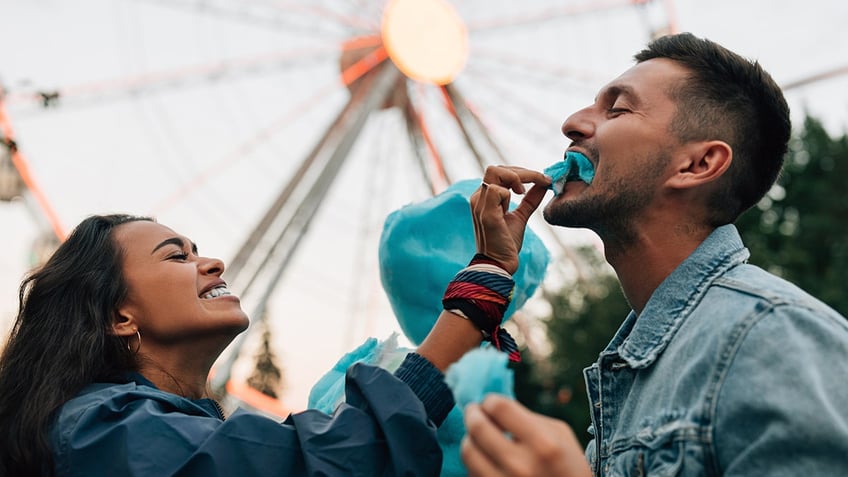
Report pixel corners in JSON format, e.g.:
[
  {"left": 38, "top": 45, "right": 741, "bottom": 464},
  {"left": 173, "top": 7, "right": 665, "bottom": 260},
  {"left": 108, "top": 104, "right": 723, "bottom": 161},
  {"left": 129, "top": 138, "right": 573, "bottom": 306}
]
[{"left": 544, "top": 58, "right": 688, "bottom": 235}]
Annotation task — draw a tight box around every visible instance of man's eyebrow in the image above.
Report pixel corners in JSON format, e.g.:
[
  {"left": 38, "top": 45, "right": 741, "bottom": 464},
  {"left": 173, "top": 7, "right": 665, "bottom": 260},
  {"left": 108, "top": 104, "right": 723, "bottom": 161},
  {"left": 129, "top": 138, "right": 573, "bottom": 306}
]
[
  {"left": 151, "top": 237, "right": 198, "bottom": 255},
  {"left": 595, "top": 84, "right": 639, "bottom": 104}
]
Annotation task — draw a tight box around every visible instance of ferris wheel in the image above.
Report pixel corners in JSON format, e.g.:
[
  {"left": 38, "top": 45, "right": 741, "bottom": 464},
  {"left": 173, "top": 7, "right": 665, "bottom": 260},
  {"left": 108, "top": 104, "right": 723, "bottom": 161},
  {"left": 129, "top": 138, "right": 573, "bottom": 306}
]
[{"left": 1, "top": 0, "right": 678, "bottom": 409}]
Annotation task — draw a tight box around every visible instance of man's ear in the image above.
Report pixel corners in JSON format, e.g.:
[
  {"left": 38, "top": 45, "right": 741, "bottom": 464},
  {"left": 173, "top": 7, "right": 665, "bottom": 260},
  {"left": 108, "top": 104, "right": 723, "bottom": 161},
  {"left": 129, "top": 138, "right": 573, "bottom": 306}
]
[
  {"left": 666, "top": 140, "right": 732, "bottom": 190},
  {"left": 112, "top": 308, "right": 138, "bottom": 337}
]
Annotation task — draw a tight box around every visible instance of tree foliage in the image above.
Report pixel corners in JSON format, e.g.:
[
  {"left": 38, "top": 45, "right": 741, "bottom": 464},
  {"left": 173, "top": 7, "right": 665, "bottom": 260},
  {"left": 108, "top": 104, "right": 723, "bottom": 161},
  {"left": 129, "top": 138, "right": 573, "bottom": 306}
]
[
  {"left": 515, "top": 115, "right": 848, "bottom": 446},
  {"left": 736, "top": 116, "right": 848, "bottom": 315},
  {"left": 246, "top": 321, "right": 285, "bottom": 398}
]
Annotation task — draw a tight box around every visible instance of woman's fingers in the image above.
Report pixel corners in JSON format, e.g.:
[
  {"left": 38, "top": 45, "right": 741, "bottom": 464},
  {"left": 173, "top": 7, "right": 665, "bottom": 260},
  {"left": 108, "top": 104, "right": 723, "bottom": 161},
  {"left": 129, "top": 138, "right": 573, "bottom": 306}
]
[
  {"left": 469, "top": 166, "right": 551, "bottom": 273},
  {"left": 480, "top": 165, "right": 550, "bottom": 193}
]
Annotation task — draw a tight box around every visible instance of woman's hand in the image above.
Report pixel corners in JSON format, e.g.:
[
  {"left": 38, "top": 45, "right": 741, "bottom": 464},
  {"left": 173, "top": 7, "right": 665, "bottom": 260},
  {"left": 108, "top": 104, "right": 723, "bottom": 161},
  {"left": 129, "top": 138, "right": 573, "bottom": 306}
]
[{"left": 470, "top": 166, "right": 550, "bottom": 274}]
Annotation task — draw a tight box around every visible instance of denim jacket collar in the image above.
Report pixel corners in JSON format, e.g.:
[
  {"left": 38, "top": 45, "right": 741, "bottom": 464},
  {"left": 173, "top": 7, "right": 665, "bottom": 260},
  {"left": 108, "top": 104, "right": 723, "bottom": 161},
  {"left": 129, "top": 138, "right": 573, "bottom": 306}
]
[{"left": 608, "top": 224, "right": 750, "bottom": 368}]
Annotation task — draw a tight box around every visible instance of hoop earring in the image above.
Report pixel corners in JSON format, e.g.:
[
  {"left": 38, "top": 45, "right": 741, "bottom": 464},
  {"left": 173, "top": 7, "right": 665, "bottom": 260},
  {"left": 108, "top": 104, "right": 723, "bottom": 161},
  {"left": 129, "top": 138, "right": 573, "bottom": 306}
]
[{"left": 127, "top": 329, "right": 141, "bottom": 354}]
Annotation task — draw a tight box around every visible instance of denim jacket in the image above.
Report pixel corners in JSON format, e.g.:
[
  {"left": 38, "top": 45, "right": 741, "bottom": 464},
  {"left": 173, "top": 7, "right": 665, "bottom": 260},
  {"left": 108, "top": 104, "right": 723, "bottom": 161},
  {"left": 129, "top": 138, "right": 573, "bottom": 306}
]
[{"left": 584, "top": 225, "right": 848, "bottom": 476}]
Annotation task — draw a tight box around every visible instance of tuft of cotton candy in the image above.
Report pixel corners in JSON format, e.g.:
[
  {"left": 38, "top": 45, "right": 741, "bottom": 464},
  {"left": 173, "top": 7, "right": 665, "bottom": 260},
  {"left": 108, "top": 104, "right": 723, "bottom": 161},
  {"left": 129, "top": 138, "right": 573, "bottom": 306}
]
[
  {"left": 543, "top": 151, "right": 595, "bottom": 195},
  {"left": 445, "top": 347, "right": 515, "bottom": 409}
]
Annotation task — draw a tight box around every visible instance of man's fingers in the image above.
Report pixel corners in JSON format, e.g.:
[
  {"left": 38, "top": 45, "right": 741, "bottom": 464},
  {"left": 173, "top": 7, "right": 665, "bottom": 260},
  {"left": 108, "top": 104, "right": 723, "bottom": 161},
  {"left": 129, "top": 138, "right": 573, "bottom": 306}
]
[
  {"left": 479, "top": 395, "right": 548, "bottom": 443},
  {"left": 463, "top": 403, "right": 516, "bottom": 466},
  {"left": 461, "top": 435, "right": 507, "bottom": 477}
]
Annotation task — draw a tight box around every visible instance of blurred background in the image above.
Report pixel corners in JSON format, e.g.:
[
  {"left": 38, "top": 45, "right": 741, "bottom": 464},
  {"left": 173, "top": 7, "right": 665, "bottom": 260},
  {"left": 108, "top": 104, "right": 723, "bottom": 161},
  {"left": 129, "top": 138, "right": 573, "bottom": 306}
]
[{"left": 2, "top": 0, "right": 846, "bottom": 421}]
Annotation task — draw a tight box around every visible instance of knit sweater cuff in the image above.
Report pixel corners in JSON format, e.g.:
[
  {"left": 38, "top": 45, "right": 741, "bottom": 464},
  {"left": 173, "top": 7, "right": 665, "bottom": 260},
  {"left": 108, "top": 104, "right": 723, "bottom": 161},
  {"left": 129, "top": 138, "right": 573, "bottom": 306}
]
[{"left": 394, "top": 352, "right": 455, "bottom": 426}]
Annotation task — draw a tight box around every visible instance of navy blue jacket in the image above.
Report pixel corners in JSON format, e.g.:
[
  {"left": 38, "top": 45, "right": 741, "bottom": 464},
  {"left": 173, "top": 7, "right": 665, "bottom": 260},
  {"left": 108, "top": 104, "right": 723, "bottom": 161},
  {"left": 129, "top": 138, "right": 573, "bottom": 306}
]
[{"left": 50, "top": 354, "right": 453, "bottom": 476}]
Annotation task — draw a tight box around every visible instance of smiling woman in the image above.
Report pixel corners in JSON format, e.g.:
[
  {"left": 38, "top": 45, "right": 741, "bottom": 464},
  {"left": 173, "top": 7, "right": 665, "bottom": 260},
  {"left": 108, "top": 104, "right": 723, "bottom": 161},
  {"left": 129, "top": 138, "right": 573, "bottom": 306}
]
[
  {"left": 110, "top": 220, "right": 251, "bottom": 397},
  {"left": 0, "top": 197, "right": 548, "bottom": 476}
]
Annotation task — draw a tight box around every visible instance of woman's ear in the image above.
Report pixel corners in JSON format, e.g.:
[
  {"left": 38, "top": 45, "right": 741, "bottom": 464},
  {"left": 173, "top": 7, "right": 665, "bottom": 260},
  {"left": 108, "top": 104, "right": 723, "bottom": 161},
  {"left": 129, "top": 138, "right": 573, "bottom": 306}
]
[
  {"left": 112, "top": 310, "right": 137, "bottom": 337},
  {"left": 666, "top": 140, "right": 732, "bottom": 190}
]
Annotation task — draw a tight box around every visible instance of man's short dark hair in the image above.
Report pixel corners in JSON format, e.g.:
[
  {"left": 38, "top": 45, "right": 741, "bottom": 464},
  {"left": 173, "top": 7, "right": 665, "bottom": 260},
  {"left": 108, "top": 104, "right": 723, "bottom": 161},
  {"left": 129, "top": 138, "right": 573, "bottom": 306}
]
[{"left": 635, "top": 32, "right": 791, "bottom": 225}]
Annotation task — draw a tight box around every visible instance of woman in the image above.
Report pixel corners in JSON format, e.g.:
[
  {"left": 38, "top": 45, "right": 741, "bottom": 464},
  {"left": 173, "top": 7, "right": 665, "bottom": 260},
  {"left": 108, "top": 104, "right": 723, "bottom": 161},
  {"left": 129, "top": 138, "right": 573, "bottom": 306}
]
[{"left": 0, "top": 169, "right": 550, "bottom": 476}]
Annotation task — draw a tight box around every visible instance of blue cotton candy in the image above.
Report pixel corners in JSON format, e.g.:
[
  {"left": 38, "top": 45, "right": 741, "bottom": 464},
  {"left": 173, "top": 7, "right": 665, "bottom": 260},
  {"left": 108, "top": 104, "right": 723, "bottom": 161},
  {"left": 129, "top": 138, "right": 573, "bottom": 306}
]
[
  {"left": 445, "top": 347, "right": 515, "bottom": 409},
  {"left": 308, "top": 337, "right": 385, "bottom": 413},
  {"left": 310, "top": 181, "right": 548, "bottom": 477},
  {"left": 379, "top": 179, "right": 550, "bottom": 345},
  {"left": 544, "top": 151, "right": 595, "bottom": 195}
]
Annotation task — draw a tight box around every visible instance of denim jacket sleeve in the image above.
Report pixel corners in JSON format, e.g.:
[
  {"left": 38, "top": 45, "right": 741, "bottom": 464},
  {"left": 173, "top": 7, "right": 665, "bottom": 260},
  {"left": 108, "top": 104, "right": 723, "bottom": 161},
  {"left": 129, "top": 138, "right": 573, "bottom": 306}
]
[
  {"left": 52, "top": 357, "right": 450, "bottom": 477},
  {"left": 713, "top": 302, "right": 848, "bottom": 476}
]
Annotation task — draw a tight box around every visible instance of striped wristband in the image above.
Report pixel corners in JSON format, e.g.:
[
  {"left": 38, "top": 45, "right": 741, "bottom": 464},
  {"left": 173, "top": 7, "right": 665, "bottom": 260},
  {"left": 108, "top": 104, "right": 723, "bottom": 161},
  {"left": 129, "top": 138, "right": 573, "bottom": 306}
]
[{"left": 442, "top": 254, "right": 521, "bottom": 362}]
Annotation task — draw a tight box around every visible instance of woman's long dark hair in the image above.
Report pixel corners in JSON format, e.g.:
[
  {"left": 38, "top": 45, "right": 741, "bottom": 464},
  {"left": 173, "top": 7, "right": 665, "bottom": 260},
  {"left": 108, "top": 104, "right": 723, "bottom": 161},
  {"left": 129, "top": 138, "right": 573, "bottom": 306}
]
[{"left": 0, "top": 214, "right": 151, "bottom": 476}]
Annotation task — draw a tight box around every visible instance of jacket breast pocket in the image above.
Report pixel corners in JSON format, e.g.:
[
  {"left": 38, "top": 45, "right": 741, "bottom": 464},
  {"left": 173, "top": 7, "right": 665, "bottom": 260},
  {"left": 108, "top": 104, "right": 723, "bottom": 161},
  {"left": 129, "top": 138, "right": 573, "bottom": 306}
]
[{"left": 605, "top": 423, "right": 706, "bottom": 477}]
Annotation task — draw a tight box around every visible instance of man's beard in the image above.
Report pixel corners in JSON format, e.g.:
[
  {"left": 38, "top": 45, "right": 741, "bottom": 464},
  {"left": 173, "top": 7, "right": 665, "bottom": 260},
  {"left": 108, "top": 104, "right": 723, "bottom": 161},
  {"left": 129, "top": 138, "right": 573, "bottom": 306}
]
[{"left": 543, "top": 160, "right": 663, "bottom": 247}]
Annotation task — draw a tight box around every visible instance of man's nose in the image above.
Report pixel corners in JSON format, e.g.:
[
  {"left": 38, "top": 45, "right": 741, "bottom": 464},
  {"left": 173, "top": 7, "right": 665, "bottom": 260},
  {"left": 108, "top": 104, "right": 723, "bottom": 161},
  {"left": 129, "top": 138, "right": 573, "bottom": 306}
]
[{"left": 561, "top": 106, "right": 595, "bottom": 142}]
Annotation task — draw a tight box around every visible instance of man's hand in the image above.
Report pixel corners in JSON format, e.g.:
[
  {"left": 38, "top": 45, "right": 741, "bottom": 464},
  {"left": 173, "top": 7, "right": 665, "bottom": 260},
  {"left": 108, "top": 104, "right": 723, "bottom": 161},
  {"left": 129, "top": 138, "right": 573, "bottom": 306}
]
[
  {"left": 461, "top": 394, "right": 593, "bottom": 477},
  {"left": 470, "top": 166, "right": 550, "bottom": 274}
]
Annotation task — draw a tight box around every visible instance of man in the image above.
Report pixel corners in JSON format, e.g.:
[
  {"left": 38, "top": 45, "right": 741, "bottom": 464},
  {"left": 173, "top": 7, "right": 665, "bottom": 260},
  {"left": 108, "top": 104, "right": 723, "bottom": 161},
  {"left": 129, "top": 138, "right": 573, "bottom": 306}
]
[{"left": 460, "top": 32, "right": 848, "bottom": 476}]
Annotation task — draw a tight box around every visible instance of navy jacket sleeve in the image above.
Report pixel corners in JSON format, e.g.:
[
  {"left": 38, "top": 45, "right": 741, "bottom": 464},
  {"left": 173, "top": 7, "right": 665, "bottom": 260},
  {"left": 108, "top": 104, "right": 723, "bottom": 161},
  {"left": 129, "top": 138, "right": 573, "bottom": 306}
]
[{"left": 51, "top": 358, "right": 450, "bottom": 476}]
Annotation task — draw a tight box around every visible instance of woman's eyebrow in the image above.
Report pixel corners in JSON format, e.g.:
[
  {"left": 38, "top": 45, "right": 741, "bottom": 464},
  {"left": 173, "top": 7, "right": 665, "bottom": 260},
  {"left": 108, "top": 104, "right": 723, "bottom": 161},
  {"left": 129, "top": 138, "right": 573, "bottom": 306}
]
[{"left": 151, "top": 237, "right": 198, "bottom": 255}]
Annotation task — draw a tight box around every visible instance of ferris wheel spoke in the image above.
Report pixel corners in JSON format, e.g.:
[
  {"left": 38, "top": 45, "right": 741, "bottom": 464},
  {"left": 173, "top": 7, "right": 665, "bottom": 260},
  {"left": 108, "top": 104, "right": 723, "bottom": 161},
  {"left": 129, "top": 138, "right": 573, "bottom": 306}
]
[
  {"left": 223, "top": 54, "right": 393, "bottom": 289},
  {"left": 439, "top": 84, "right": 492, "bottom": 172},
  {"left": 149, "top": 80, "right": 341, "bottom": 216},
  {"left": 0, "top": 91, "right": 67, "bottom": 240},
  {"left": 147, "top": 43, "right": 394, "bottom": 217},
  {"left": 211, "top": 63, "right": 403, "bottom": 395},
  {"left": 341, "top": 113, "right": 397, "bottom": 346},
  {"left": 462, "top": 64, "right": 579, "bottom": 125},
  {"left": 470, "top": 46, "right": 610, "bottom": 90},
  {"left": 460, "top": 67, "right": 564, "bottom": 153},
  {"left": 5, "top": 45, "right": 341, "bottom": 115},
  {"left": 442, "top": 82, "right": 514, "bottom": 168},
  {"left": 782, "top": 65, "right": 848, "bottom": 90},
  {"left": 243, "top": 0, "right": 378, "bottom": 34},
  {"left": 404, "top": 91, "right": 449, "bottom": 194},
  {"left": 129, "top": 0, "right": 352, "bottom": 38},
  {"left": 466, "top": 0, "right": 644, "bottom": 34},
  {"left": 343, "top": 0, "right": 384, "bottom": 26},
  {"left": 340, "top": 43, "right": 388, "bottom": 86}
]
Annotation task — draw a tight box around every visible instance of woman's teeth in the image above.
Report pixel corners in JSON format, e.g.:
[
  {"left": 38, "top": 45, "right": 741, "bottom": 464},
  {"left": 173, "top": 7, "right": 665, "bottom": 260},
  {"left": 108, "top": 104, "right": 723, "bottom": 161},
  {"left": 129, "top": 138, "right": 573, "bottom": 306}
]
[{"left": 201, "top": 286, "right": 231, "bottom": 299}]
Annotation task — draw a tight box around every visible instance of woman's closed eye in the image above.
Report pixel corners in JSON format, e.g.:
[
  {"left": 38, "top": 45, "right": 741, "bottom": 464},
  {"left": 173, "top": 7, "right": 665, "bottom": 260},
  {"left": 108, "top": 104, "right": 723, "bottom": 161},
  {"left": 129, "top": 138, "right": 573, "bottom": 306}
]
[{"left": 168, "top": 252, "right": 189, "bottom": 261}]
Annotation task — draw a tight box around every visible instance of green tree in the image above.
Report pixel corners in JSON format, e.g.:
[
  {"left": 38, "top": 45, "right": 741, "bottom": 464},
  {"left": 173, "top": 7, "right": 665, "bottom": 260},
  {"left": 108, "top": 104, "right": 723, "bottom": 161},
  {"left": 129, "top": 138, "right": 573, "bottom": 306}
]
[
  {"left": 736, "top": 116, "right": 848, "bottom": 315},
  {"left": 246, "top": 320, "right": 285, "bottom": 398}
]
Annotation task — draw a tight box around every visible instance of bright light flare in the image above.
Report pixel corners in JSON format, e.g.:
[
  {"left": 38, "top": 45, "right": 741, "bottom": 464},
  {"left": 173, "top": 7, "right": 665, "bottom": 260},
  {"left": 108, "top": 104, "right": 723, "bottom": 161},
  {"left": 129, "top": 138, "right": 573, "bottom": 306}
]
[{"left": 381, "top": 0, "right": 468, "bottom": 85}]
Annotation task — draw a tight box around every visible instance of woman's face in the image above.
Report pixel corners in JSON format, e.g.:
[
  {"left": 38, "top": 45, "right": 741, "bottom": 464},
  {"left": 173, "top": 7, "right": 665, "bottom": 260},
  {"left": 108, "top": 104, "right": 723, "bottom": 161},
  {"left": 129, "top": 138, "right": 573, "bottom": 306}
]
[{"left": 114, "top": 221, "right": 249, "bottom": 348}]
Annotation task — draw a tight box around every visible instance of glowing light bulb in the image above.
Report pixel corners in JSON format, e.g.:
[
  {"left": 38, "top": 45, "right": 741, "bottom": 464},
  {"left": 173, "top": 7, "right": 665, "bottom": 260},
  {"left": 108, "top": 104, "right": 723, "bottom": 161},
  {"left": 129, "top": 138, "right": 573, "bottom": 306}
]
[{"left": 381, "top": 0, "right": 468, "bottom": 85}]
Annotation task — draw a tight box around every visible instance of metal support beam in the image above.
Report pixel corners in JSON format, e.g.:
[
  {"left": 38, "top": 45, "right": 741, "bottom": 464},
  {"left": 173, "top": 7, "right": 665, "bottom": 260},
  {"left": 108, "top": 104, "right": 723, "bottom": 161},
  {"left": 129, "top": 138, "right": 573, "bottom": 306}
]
[
  {"left": 402, "top": 99, "right": 448, "bottom": 195},
  {"left": 211, "top": 60, "right": 402, "bottom": 394},
  {"left": 442, "top": 82, "right": 509, "bottom": 170}
]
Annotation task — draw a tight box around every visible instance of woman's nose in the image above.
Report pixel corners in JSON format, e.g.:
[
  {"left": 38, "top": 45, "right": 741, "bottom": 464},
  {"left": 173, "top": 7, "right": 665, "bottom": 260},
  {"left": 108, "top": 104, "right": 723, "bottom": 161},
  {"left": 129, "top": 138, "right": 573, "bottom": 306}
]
[{"left": 199, "top": 257, "right": 225, "bottom": 276}]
